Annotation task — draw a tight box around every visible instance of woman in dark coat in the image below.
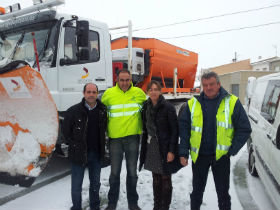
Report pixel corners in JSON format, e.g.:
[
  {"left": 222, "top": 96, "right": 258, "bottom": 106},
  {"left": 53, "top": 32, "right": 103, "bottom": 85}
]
[{"left": 139, "top": 80, "right": 182, "bottom": 210}]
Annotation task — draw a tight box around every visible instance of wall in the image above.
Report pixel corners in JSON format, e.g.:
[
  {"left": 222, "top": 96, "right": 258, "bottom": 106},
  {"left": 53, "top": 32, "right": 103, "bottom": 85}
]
[
  {"left": 252, "top": 63, "right": 269, "bottom": 71},
  {"left": 210, "top": 59, "right": 252, "bottom": 75},
  {"left": 270, "top": 60, "right": 280, "bottom": 72}
]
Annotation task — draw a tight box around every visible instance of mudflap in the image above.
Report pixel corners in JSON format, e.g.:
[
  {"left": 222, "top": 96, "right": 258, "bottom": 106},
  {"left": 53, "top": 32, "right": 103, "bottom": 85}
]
[{"left": 0, "top": 64, "right": 58, "bottom": 187}]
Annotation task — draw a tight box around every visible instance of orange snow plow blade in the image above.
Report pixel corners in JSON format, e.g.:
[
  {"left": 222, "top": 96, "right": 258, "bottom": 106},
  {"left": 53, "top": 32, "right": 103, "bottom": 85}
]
[{"left": 0, "top": 62, "right": 58, "bottom": 187}]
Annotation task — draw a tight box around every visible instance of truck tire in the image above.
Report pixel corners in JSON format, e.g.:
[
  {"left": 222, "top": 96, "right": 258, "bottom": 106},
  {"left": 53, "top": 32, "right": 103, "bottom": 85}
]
[
  {"left": 248, "top": 144, "right": 258, "bottom": 177},
  {"left": 18, "top": 176, "right": 36, "bottom": 188}
]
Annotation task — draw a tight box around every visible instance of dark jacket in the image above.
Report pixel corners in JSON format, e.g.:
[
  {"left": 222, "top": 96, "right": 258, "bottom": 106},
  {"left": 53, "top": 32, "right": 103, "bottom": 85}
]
[
  {"left": 178, "top": 87, "right": 252, "bottom": 159},
  {"left": 63, "top": 98, "right": 107, "bottom": 166},
  {"left": 139, "top": 95, "right": 182, "bottom": 174}
]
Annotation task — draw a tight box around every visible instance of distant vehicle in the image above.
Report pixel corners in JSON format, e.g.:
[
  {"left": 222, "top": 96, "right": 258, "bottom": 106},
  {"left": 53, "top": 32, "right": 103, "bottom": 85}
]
[{"left": 246, "top": 72, "right": 280, "bottom": 209}]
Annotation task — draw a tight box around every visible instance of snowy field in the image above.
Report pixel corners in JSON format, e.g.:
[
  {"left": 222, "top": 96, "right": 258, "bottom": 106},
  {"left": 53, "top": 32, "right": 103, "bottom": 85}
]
[{"left": 0, "top": 146, "right": 277, "bottom": 210}]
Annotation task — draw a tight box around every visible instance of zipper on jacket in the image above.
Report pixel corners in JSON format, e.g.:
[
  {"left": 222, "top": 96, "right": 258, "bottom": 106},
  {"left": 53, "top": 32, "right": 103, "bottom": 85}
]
[{"left": 83, "top": 116, "right": 89, "bottom": 165}]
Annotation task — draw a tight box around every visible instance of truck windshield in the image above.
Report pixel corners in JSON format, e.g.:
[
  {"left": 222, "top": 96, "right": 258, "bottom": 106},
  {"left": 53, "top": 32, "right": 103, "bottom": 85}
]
[{"left": 0, "top": 20, "right": 58, "bottom": 68}]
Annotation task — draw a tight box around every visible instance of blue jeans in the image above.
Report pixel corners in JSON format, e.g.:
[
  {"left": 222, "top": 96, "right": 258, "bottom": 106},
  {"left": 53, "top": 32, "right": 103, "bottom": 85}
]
[
  {"left": 71, "top": 151, "right": 101, "bottom": 210},
  {"left": 108, "top": 135, "right": 140, "bottom": 206}
]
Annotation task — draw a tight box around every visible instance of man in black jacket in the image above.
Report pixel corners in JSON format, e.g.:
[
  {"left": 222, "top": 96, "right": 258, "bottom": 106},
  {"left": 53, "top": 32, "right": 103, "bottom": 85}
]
[
  {"left": 179, "top": 71, "right": 251, "bottom": 210},
  {"left": 63, "top": 83, "right": 107, "bottom": 210}
]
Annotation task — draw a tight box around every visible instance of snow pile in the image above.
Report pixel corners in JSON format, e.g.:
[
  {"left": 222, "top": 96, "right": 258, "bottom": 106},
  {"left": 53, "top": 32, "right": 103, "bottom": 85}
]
[
  {"left": 0, "top": 67, "right": 59, "bottom": 177},
  {"left": 0, "top": 126, "right": 15, "bottom": 161},
  {"left": 0, "top": 127, "right": 41, "bottom": 177}
]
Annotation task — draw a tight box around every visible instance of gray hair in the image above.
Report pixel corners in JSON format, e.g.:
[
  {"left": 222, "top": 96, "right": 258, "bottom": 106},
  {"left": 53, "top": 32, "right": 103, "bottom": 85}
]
[{"left": 201, "top": 71, "right": 220, "bottom": 84}]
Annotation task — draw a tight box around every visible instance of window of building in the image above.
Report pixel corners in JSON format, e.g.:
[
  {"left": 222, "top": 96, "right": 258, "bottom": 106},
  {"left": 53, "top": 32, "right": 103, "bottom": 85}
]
[
  {"left": 64, "top": 27, "right": 100, "bottom": 64},
  {"left": 231, "top": 84, "right": 239, "bottom": 97},
  {"left": 262, "top": 67, "right": 267, "bottom": 71},
  {"left": 261, "top": 80, "right": 280, "bottom": 124}
]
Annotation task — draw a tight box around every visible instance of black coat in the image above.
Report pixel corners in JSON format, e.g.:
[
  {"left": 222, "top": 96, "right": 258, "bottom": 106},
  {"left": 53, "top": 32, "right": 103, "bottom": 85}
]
[
  {"left": 63, "top": 98, "right": 107, "bottom": 166},
  {"left": 139, "top": 95, "right": 182, "bottom": 174}
]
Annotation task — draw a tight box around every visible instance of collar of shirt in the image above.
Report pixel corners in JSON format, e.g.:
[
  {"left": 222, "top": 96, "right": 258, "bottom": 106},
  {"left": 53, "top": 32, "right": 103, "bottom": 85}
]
[{"left": 85, "top": 101, "right": 97, "bottom": 111}]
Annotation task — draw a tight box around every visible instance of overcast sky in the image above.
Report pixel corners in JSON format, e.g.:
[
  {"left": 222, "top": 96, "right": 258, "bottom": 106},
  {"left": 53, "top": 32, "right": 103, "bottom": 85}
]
[{"left": 1, "top": 0, "right": 280, "bottom": 70}]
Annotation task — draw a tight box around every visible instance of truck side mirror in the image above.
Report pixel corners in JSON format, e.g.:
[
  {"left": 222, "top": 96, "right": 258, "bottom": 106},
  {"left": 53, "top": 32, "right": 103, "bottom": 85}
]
[
  {"left": 78, "top": 49, "right": 89, "bottom": 61},
  {"left": 276, "top": 124, "right": 280, "bottom": 150},
  {"left": 76, "top": 21, "right": 89, "bottom": 48},
  {"left": 76, "top": 20, "right": 89, "bottom": 61}
]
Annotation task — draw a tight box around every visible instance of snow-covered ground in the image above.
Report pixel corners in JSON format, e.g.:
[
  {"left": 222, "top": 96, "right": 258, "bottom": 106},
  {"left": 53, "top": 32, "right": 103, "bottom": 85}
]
[{"left": 0, "top": 147, "right": 276, "bottom": 210}]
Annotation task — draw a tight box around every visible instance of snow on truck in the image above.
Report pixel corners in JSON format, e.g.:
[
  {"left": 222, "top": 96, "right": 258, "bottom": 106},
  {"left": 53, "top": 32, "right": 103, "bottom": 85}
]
[{"left": 0, "top": 0, "right": 198, "bottom": 187}]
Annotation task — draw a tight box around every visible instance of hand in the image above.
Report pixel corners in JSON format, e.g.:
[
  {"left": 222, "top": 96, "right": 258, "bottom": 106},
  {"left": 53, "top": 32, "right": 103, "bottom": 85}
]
[
  {"left": 167, "top": 152, "right": 175, "bottom": 162},
  {"left": 180, "top": 157, "right": 188, "bottom": 166}
]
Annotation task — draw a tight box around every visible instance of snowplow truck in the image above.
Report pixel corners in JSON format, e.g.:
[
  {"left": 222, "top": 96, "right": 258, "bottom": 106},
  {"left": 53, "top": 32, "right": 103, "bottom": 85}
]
[
  {"left": 0, "top": 0, "right": 198, "bottom": 187},
  {"left": 0, "top": 0, "right": 112, "bottom": 187}
]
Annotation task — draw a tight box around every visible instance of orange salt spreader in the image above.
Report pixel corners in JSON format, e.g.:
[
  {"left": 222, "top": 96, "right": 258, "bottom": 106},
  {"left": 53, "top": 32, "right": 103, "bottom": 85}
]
[
  {"left": 111, "top": 37, "right": 199, "bottom": 94},
  {"left": 0, "top": 61, "right": 58, "bottom": 187}
]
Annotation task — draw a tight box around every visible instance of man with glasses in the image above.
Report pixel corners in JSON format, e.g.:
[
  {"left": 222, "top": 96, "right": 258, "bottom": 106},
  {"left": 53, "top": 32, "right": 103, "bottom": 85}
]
[
  {"left": 102, "top": 69, "right": 146, "bottom": 210},
  {"left": 63, "top": 83, "right": 107, "bottom": 210}
]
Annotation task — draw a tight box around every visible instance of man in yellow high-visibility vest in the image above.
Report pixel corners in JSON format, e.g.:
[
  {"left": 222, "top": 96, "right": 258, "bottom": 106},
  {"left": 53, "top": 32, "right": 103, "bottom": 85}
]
[
  {"left": 102, "top": 69, "right": 146, "bottom": 210},
  {"left": 179, "top": 71, "right": 251, "bottom": 210}
]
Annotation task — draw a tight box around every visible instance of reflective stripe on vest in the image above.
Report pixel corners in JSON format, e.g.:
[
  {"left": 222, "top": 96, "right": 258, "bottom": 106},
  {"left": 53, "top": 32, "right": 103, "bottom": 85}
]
[
  {"left": 108, "top": 103, "right": 142, "bottom": 118},
  {"left": 188, "top": 95, "right": 238, "bottom": 163},
  {"left": 107, "top": 103, "right": 141, "bottom": 110}
]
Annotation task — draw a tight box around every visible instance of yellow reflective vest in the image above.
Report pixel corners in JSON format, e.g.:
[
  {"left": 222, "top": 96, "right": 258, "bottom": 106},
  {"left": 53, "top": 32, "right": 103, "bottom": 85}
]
[
  {"left": 101, "top": 83, "right": 146, "bottom": 139},
  {"left": 188, "top": 94, "right": 238, "bottom": 163}
]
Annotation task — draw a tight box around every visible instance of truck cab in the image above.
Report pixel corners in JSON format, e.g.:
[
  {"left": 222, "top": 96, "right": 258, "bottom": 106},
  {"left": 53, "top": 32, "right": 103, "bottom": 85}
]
[
  {"left": 246, "top": 72, "right": 280, "bottom": 208},
  {"left": 0, "top": 6, "right": 113, "bottom": 113}
]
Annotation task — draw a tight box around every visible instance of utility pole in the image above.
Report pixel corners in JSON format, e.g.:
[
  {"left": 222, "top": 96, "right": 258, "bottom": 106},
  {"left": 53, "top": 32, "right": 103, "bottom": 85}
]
[{"left": 232, "top": 52, "right": 237, "bottom": 62}]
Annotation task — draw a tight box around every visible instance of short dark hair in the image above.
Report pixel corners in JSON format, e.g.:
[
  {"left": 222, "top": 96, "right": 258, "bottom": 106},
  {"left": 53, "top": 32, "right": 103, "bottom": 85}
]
[
  {"left": 83, "top": 83, "right": 98, "bottom": 93},
  {"left": 146, "top": 80, "right": 162, "bottom": 92},
  {"left": 201, "top": 71, "right": 220, "bottom": 84},
  {"left": 117, "top": 69, "right": 131, "bottom": 77}
]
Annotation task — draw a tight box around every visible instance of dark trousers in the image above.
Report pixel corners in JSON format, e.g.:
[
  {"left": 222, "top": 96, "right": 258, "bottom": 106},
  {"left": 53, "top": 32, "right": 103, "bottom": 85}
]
[
  {"left": 153, "top": 173, "right": 172, "bottom": 210},
  {"left": 71, "top": 151, "right": 101, "bottom": 210},
  {"left": 191, "top": 155, "right": 231, "bottom": 210},
  {"left": 108, "top": 135, "right": 140, "bottom": 206}
]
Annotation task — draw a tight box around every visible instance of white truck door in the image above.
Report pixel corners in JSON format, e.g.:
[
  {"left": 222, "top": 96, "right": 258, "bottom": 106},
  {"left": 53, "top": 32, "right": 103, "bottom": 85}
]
[{"left": 57, "top": 24, "right": 107, "bottom": 111}]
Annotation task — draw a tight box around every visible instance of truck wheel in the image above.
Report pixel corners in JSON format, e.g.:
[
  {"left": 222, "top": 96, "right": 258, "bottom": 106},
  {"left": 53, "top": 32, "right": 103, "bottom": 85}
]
[{"left": 248, "top": 145, "right": 258, "bottom": 177}]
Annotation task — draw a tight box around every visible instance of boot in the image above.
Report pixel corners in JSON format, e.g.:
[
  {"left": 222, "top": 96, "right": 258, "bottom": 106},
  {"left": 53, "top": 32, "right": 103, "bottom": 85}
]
[
  {"left": 152, "top": 173, "right": 162, "bottom": 210},
  {"left": 160, "top": 175, "right": 172, "bottom": 210}
]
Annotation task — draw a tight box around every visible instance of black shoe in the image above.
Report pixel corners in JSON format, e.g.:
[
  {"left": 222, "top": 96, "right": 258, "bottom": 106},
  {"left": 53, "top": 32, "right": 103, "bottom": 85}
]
[
  {"left": 104, "top": 204, "right": 117, "bottom": 210},
  {"left": 70, "top": 207, "right": 82, "bottom": 210},
  {"left": 89, "top": 207, "right": 100, "bottom": 210},
  {"left": 128, "top": 204, "right": 141, "bottom": 210}
]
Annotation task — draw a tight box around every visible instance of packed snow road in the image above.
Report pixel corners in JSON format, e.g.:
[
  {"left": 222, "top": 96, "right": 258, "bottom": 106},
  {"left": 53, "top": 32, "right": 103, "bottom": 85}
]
[{"left": 0, "top": 147, "right": 277, "bottom": 210}]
